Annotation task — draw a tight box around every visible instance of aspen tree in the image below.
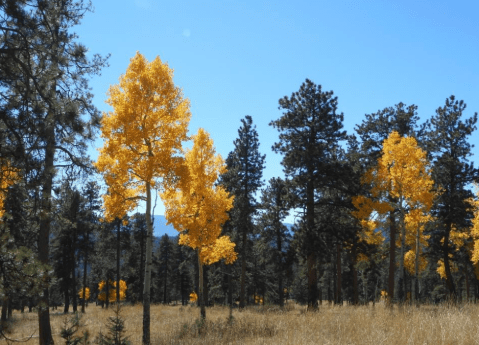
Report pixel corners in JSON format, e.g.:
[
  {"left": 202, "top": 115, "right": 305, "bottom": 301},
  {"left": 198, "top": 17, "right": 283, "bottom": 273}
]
[
  {"left": 95, "top": 52, "right": 190, "bottom": 345},
  {"left": 353, "top": 131, "right": 434, "bottom": 303},
  {"left": 163, "top": 128, "right": 236, "bottom": 319}
]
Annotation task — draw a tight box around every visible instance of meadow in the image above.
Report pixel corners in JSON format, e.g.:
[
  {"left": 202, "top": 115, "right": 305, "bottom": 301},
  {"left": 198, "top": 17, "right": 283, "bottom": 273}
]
[{"left": 3, "top": 301, "right": 479, "bottom": 344}]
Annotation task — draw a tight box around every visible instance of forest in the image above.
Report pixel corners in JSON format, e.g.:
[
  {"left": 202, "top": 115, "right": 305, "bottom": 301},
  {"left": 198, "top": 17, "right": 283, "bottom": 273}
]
[{"left": 2, "top": 1, "right": 479, "bottom": 345}]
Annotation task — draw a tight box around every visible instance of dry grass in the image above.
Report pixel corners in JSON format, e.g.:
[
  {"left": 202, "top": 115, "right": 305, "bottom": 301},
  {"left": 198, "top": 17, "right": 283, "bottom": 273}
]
[{"left": 3, "top": 301, "right": 479, "bottom": 344}]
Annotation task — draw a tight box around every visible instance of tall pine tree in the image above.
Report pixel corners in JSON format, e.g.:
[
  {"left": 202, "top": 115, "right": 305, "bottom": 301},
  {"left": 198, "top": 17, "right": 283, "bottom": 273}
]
[
  {"left": 270, "top": 79, "right": 347, "bottom": 310},
  {"left": 425, "top": 96, "right": 479, "bottom": 298},
  {"left": 221, "top": 115, "right": 265, "bottom": 308},
  {"left": 0, "top": 1, "right": 108, "bottom": 341}
]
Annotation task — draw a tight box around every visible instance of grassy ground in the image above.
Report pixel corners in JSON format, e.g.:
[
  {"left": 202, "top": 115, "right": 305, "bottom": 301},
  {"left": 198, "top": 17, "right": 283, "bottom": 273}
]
[{"left": 3, "top": 301, "right": 479, "bottom": 344}]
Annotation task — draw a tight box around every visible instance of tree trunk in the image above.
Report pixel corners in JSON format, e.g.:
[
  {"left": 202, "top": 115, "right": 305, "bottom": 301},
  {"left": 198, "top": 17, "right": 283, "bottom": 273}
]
[
  {"left": 352, "top": 243, "right": 359, "bottom": 305},
  {"left": 139, "top": 223, "right": 145, "bottom": 303},
  {"left": 142, "top": 181, "right": 153, "bottom": 345},
  {"left": 306, "top": 171, "right": 318, "bottom": 310},
  {"left": 38, "top": 120, "right": 55, "bottom": 344},
  {"left": 63, "top": 284, "right": 70, "bottom": 314},
  {"left": 72, "top": 255, "right": 77, "bottom": 313},
  {"left": 117, "top": 220, "right": 121, "bottom": 304},
  {"left": 307, "top": 253, "right": 318, "bottom": 309},
  {"left": 388, "top": 210, "right": 397, "bottom": 304},
  {"left": 1, "top": 296, "right": 8, "bottom": 326},
  {"left": 105, "top": 278, "right": 110, "bottom": 309},
  {"left": 414, "top": 225, "right": 420, "bottom": 306},
  {"left": 227, "top": 264, "right": 233, "bottom": 313},
  {"left": 277, "top": 220, "right": 284, "bottom": 308},
  {"left": 239, "top": 227, "right": 247, "bottom": 309},
  {"left": 336, "top": 242, "right": 342, "bottom": 305},
  {"left": 443, "top": 222, "right": 456, "bottom": 299},
  {"left": 398, "top": 214, "right": 406, "bottom": 303},
  {"left": 466, "top": 268, "right": 470, "bottom": 302},
  {"left": 81, "top": 232, "right": 88, "bottom": 313},
  {"left": 204, "top": 265, "right": 209, "bottom": 307},
  {"left": 198, "top": 253, "right": 206, "bottom": 319},
  {"left": 333, "top": 253, "right": 337, "bottom": 304}
]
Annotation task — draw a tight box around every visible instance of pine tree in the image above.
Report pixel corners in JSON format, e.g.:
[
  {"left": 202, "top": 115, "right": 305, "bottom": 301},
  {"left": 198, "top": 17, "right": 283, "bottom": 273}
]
[
  {"left": 52, "top": 182, "right": 84, "bottom": 313},
  {"left": 156, "top": 234, "right": 174, "bottom": 304},
  {"left": 124, "top": 213, "right": 147, "bottom": 303},
  {"left": 270, "top": 79, "right": 347, "bottom": 310},
  {"left": 79, "top": 181, "right": 101, "bottom": 313},
  {"left": 259, "top": 177, "right": 291, "bottom": 307},
  {"left": 220, "top": 115, "right": 265, "bottom": 308},
  {"left": 0, "top": 2, "right": 108, "bottom": 342},
  {"left": 425, "top": 96, "right": 479, "bottom": 298}
]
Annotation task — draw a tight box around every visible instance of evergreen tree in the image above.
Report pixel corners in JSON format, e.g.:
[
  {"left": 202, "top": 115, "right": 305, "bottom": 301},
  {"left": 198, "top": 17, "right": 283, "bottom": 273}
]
[
  {"left": 221, "top": 115, "right": 265, "bottom": 308},
  {"left": 173, "top": 241, "right": 195, "bottom": 306},
  {"left": 259, "top": 177, "right": 291, "bottom": 307},
  {"left": 91, "top": 221, "right": 117, "bottom": 308},
  {"left": 52, "top": 182, "right": 84, "bottom": 313},
  {"left": 270, "top": 79, "right": 347, "bottom": 309},
  {"left": 78, "top": 181, "right": 101, "bottom": 313},
  {"left": 156, "top": 234, "right": 174, "bottom": 304},
  {"left": 125, "top": 213, "right": 147, "bottom": 303},
  {"left": 425, "top": 96, "right": 479, "bottom": 298},
  {"left": 0, "top": 1, "right": 108, "bottom": 341}
]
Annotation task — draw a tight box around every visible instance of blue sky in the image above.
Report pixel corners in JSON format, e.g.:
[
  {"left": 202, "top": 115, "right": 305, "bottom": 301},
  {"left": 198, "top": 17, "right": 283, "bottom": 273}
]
[{"left": 76, "top": 0, "right": 479, "bottom": 227}]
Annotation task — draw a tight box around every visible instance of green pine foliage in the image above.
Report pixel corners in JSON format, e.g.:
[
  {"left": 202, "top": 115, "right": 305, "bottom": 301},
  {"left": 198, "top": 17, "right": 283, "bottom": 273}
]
[
  {"left": 98, "top": 306, "right": 131, "bottom": 345},
  {"left": 60, "top": 313, "right": 90, "bottom": 345}
]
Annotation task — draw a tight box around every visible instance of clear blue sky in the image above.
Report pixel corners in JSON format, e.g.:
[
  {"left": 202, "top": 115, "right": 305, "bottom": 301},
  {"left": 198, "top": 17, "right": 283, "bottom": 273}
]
[{"left": 76, "top": 0, "right": 479, "bottom": 227}]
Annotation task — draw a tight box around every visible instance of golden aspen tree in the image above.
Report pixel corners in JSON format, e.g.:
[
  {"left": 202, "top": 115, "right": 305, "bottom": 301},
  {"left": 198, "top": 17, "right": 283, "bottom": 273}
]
[
  {"left": 98, "top": 280, "right": 127, "bottom": 303},
  {"left": 353, "top": 131, "right": 434, "bottom": 303},
  {"left": 163, "top": 128, "right": 236, "bottom": 319},
  {"left": 78, "top": 287, "right": 90, "bottom": 301},
  {"left": 95, "top": 52, "right": 190, "bottom": 345}
]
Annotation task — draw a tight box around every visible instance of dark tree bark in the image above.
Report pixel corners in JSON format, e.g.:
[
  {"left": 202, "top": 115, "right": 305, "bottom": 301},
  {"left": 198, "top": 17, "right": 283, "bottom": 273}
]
[
  {"left": 117, "top": 220, "right": 121, "bottom": 304},
  {"left": 388, "top": 211, "right": 396, "bottom": 304}
]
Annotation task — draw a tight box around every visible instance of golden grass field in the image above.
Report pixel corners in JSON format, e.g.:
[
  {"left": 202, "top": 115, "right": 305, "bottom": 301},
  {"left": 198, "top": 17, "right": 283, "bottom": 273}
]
[{"left": 3, "top": 301, "right": 479, "bottom": 344}]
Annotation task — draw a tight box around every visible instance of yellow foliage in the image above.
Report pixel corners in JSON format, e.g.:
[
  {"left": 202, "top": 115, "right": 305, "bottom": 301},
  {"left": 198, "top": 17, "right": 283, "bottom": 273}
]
[
  {"left": 449, "top": 226, "right": 469, "bottom": 250},
  {"left": 437, "top": 257, "right": 458, "bottom": 279},
  {"left": 253, "top": 295, "right": 263, "bottom": 305},
  {"left": 404, "top": 249, "right": 427, "bottom": 274},
  {"left": 94, "top": 51, "right": 191, "bottom": 221},
  {"left": 0, "top": 160, "right": 20, "bottom": 219},
  {"left": 379, "top": 132, "right": 434, "bottom": 211},
  {"left": 200, "top": 236, "right": 237, "bottom": 265},
  {"left": 353, "top": 131, "right": 435, "bottom": 265},
  {"left": 380, "top": 290, "right": 388, "bottom": 303},
  {"left": 163, "top": 128, "right": 236, "bottom": 265},
  {"left": 189, "top": 292, "right": 198, "bottom": 303},
  {"left": 469, "top": 186, "right": 479, "bottom": 264},
  {"left": 98, "top": 280, "right": 127, "bottom": 302},
  {"left": 356, "top": 253, "right": 370, "bottom": 263},
  {"left": 78, "top": 287, "right": 90, "bottom": 301}
]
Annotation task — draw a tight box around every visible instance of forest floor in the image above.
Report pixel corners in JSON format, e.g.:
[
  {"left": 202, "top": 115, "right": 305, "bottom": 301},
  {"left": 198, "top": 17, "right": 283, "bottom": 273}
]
[{"left": 2, "top": 301, "right": 479, "bottom": 344}]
